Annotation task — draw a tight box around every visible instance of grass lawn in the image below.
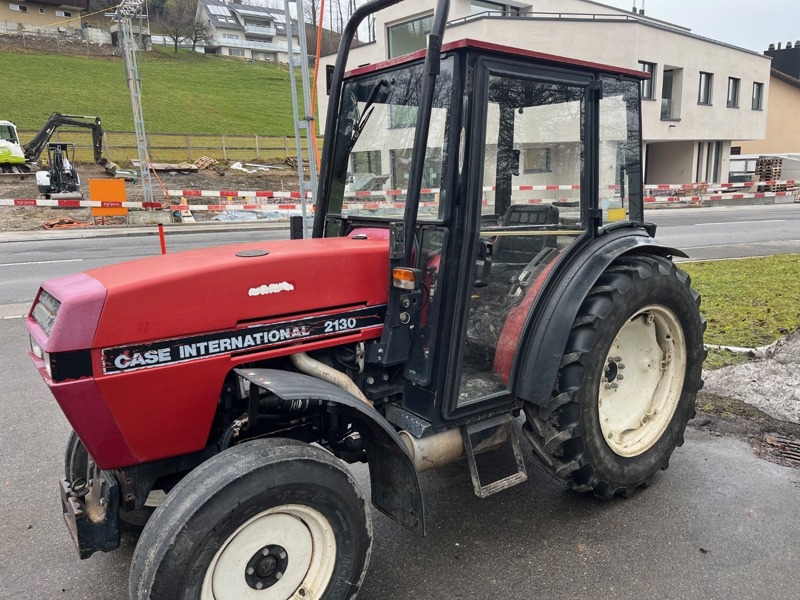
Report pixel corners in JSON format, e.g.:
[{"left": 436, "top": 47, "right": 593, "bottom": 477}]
[
  {"left": 681, "top": 255, "right": 800, "bottom": 369},
  {"left": 0, "top": 46, "right": 308, "bottom": 135}
]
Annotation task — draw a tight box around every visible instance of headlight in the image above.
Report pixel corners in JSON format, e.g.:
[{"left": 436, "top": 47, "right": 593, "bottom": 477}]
[
  {"left": 30, "top": 335, "right": 53, "bottom": 378},
  {"left": 32, "top": 289, "right": 61, "bottom": 336}
]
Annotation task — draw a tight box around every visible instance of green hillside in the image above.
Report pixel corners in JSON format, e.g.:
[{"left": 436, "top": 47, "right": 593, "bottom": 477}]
[{"left": 0, "top": 46, "right": 307, "bottom": 135}]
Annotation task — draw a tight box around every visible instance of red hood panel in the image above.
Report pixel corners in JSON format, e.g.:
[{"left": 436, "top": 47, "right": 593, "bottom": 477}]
[{"left": 89, "top": 237, "right": 390, "bottom": 348}]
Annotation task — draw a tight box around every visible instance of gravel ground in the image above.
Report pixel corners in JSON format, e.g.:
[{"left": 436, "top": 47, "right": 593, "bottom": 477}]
[{"left": 0, "top": 162, "right": 301, "bottom": 231}]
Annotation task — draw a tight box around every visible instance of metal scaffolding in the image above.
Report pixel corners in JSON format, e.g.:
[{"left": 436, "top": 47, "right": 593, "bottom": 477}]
[
  {"left": 284, "top": 0, "right": 318, "bottom": 238},
  {"left": 114, "top": 0, "right": 154, "bottom": 203}
]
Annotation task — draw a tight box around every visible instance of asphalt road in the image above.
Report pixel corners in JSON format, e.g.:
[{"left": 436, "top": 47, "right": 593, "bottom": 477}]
[
  {"left": 0, "top": 316, "right": 798, "bottom": 599},
  {"left": 1, "top": 203, "right": 799, "bottom": 306},
  {"left": 0, "top": 227, "right": 289, "bottom": 305},
  {"left": 649, "top": 203, "right": 800, "bottom": 261}
]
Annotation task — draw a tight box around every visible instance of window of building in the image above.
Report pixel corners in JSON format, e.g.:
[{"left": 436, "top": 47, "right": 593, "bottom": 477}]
[
  {"left": 731, "top": 146, "right": 741, "bottom": 155},
  {"left": 387, "top": 14, "right": 433, "bottom": 58},
  {"left": 639, "top": 61, "right": 656, "bottom": 99},
  {"left": 351, "top": 150, "right": 382, "bottom": 175},
  {"left": 10, "top": 4, "right": 28, "bottom": 12},
  {"left": 56, "top": 10, "right": 73, "bottom": 17},
  {"left": 727, "top": 77, "right": 740, "bottom": 108},
  {"left": 470, "top": 0, "right": 521, "bottom": 15},
  {"left": 698, "top": 71, "right": 713, "bottom": 105},
  {"left": 522, "top": 147, "right": 551, "bottom": 173},
  {"left": 752, "top": 82, "right": 764, "bottom": 110},
  {"left": 222, "top": 33, "right": 240, "bottom": 40},
  {"left": 661, "top": 67, "right": 682, "bottom": 119},
  {"left": 39, "top": 8, "right": 45, "bottom": 13},
  {"left": 229, "top": 48, "right": 245, "bottom": 57}
]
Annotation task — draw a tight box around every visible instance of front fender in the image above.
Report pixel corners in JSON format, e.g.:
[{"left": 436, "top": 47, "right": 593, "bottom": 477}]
[
  {"left": 234, "top": 368, "right": 425, "bottom": 536},
  {"left": 514, "top": 229, "right": 687, "bottom": 407}
]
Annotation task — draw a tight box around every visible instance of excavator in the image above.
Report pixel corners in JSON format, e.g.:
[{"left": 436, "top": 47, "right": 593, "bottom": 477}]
[{"left": 0, "top": 113, "right": 123, "bottom": 195}]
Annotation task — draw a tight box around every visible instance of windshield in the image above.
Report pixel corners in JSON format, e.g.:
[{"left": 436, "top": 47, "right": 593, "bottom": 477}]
[
  {"left": 326, "top": 56, "right": 455, "bottom": 221},
  {"left": 0, "top": 125, "right": 18, "bottom": 143}
]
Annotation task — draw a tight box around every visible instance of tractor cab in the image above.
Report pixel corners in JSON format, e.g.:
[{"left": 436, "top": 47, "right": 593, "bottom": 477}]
[{"left": 316, "top": 38, "right": 649, "bottom": 427}]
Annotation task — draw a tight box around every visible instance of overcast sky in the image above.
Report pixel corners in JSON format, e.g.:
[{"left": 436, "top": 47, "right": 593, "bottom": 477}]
[{"left": 600, "top": 0, "right": 799, "bottom": 54}]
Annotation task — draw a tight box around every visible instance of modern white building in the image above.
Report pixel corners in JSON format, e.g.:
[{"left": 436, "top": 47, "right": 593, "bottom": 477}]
[
  {"left": 196, "top": 0, "right": 300, "bottom": 63},
  {"left": 317, "top": 0, "right": 771, "bottom": 185}
]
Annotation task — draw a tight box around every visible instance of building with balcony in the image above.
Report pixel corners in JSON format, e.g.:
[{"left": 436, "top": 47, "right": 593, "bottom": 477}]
[
  {"left": 317, "top": 0, "right": 771, "bottom": 185},
  {"left": 196, "top": 0, "right": 300, "bottom": 63}
]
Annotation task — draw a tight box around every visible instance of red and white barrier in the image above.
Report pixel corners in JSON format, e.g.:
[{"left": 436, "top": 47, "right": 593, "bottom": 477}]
[{"left": 0, "top": 198, "right": 163, "bottom": 209}]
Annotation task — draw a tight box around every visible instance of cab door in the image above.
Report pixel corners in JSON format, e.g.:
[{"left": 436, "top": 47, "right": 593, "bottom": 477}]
[{"left": 442, "top": 58, "right": 595, "bottom": 419}]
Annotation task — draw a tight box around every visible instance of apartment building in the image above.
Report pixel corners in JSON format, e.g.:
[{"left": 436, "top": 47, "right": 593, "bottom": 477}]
[
  {"left": 196, "top": 0, "right": 300, "bottom": 63},
  {"left": 317, "top": 0, "right": 771, "bottom": 185},
  {"left": 736, "top": 43, "right": 800, "bottom": 155},
  {"left": 0, "top": 0, "right": 87, "bottom": 31}
]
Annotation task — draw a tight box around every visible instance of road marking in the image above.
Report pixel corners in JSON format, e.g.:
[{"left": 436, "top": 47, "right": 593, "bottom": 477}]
[
  {"left": 697, "top": 220, "right": 786, "bottom": 226},
  {"left": 0, "top": 258, "right": 83, "bottom": 267},
  {"left": 1, "top": 314, "right": 24, "bottom": 320},
  {"left": 684, "top": 239, "right": 800, "bottom": 250}
]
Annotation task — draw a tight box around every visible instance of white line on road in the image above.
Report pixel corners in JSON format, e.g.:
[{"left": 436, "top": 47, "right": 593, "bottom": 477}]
[
  {"left": 684, "top": 239, "right": 800, "bottom": 250},
  {"left": 1, "top": 315, "right": 24, "bottom": 320},
  {"left": 0, "top": 258, "right": 84, "bottom": 267},
  {"left": 696, "top": 220, "right": 787, "bottom": 226}
]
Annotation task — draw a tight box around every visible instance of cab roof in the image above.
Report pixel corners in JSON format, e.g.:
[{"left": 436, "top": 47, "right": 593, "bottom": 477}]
[{"left": 345, "top": 38, "right": 648, "bottom": 81}]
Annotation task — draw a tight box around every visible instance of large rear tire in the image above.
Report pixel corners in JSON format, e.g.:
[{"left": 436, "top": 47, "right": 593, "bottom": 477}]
[
  {"left": 129, "top": 438, "right": 372, "bottom": 600},
  {"left": 523, "top": 254, "right": 705, "bottom": 498}
]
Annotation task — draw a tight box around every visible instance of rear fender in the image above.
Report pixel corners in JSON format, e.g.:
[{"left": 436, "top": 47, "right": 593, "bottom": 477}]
[
  {"left": 234, "top": 368, "right": 425, "bottom": 536},
  {"left": 514, "top": 229, "right": 688, "bottom": 407}
]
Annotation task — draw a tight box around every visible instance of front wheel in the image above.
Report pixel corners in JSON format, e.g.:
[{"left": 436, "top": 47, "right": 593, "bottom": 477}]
[
  {"left": 523, "top": 254, "right": 705, "bottom": 498},
  {"left": 129, "top": 438, "right": 372, "bottom": 600}
]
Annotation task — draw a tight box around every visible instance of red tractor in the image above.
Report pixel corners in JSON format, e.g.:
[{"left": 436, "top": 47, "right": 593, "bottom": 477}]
[{"left": 26, "top": 0, "right": 704, "bottom": 598}]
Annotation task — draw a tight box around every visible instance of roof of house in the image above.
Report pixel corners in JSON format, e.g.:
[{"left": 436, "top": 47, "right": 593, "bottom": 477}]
[
  {"left": 27, "top": 0, "right": 88, "bottom": 9},
  {"left": 771, "top": 68, "right": 800, "bottom": 91},
  {"left": 200, "top": 0, "right": 244, "bottom": 31},
  {"left": 199, "top": 0, "right": 298, "bottom": 36}
]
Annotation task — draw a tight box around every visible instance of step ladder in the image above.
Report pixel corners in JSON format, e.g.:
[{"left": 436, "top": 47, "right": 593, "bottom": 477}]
[{"left": 462, "top": 414, "right": 528, "bottom": 498}]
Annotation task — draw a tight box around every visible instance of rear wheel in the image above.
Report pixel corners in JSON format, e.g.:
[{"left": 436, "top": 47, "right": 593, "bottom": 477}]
[
  {"left": 130, "top": 438, "right": 372, "bottom": 600},
  {"left": 523, "top": 254, "right": 705, "bottom": 498}
]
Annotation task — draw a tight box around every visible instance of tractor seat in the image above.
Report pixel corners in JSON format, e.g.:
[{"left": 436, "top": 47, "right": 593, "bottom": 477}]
[{"left": 491, "top": 204, "right": 559, "bottom": 265}]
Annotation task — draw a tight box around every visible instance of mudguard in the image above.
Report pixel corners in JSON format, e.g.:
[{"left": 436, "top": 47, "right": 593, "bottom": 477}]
[
  {"left": 234, "top": 368, "right": 425, "bottom": 536},
  {"left": 514, "top": 227, "right": 688, "bottom": 407}
]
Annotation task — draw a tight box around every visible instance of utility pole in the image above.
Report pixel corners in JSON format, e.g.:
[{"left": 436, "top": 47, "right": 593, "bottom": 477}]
[
  {"left": 114, "top": 0, "right": 154, "bottom": 204},
  {"left": 285, "top": 0, "right": 318, "bottom": 238}
]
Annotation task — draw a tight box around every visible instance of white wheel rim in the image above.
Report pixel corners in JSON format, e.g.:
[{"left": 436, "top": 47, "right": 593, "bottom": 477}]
[
  {"left": 598, "top": 305, "right": 687, "bottom": 457},
  {"left": 201, "top": 504, "right": 337, "bottom": 600}
]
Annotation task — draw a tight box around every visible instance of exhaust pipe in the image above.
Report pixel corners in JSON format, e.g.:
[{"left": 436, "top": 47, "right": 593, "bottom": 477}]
[{"left": 290, "top": 352, "right": 372, "bottom": 406}]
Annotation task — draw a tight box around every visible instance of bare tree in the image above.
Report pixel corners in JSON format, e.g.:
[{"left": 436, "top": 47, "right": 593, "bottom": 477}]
[
  {"left": 154, "top": 0, "right": 195, "bottom": 52},
  {"left": 188, "top": 18, "right": 213, "bottom": 51}
]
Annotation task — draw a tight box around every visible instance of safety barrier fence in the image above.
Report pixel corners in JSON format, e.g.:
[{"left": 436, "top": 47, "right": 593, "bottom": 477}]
[
  {"left": 16, "top": 129, "right": 323, "bottom": 164},
  {"left": 2, "top": 179, "right": 797, "bottom": 215}
]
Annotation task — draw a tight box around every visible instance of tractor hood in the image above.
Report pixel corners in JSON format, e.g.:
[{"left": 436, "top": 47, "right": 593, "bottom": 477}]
[
  {"left": 34, "top": 235, "right": 390, "bottom": 353},
  {"left": 89, "top": 235, "right": 390, "bottom": 348}
]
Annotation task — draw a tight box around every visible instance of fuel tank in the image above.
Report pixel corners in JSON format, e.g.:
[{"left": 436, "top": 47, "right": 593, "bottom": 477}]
[{"left": 27, "top": 235, "right": 390, "bottom": 467}]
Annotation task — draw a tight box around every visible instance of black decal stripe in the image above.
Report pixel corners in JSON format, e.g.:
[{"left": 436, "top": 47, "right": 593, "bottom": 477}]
[{"left": 101, "top": 305, "right": 387, "bottom": 374}]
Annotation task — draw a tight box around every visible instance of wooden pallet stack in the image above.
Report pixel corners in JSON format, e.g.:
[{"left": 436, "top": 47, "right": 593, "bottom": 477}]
[{"left": 754, "top": 156, "right": 782, "bottom": 191}]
